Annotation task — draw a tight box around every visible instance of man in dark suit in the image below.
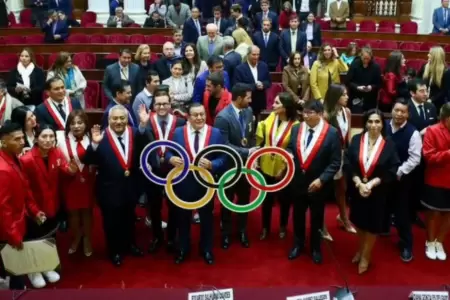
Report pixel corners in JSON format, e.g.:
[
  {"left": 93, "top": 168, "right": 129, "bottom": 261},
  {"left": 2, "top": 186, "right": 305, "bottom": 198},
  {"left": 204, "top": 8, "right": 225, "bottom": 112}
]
[
  {"left": 49, "top": 0, "right": 72, "bottom": 17},
  {"left": 102, "top": 81, "right": 137, "bottom": 129},
  {"left": 287, "top": 100, "right": 341, "bottom": 264},
  {"left": 154, "top": 42, "right": 180, "bottom": 81},
  {"left": 193, "top": 55, "right": 231, "bottom": 103},
  {"left": 279, "top": 15, "right": 307, "bottom": 66},
  {"left": 83, "top": 105, "right": 150, "bottom": 266},
  {"left": 143, "top": 11, "right": 166, "bottom": 28},
  {"left": 432, "top": 0, "right": 450, "bottom": 34},
  {"left": 292, "top": 0, "right": 319, "bottom": 19},
  {"left": 35, "top": 77, "right": 82, "bottom": 131},
  {"left": 103, "top": 49, "right": 140, "bottom": 102},
  {"left": 209, "top": 6, "right": 230, "bottom": 35},
  {"left": 166, "top": 103, "right": 226, "bottom": 264},
  {"left": 139, "top": 91, "right": 185, "bottom": 253},
  {"left": 214, "top": 83, "right": 257, "bottom": 249},
  {"left": 407, "top": 78, "right": 438, "bottom": 228},
  {"left": 223, "top": 36, "right": 241, "bottom": 80},
  {"left": 233, "top": 45, "right": 272, "bottom": 119},
  {"left": 299, "top": 15, "right": 322, "bottom": 47},
  {"left": 182, "top": 7, "right": 203, "bottom": 44},
  {"left": 253, "top": 18, "right": 280, "bottom": 72},
  {"left": 303, "top": 41, "right": 318, "bottom": 69},
  {"left": 254, "top": 0, "right": 278, "bottom": 31},
  {"left": 225, "top": 3, "right": 252, "bottom": 35},
  {"left": 41, "top": 9, "right": 69, "bottom": 43}
]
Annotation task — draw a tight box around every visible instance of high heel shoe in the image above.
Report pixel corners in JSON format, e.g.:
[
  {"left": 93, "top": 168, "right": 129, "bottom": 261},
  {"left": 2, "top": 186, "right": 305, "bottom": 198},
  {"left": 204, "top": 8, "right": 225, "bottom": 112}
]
[
  {"left": 321, "top": 230, "right": 333, "bottom": 242},
  {"left": 352, "top": 252, "right": 361, "bottom": 264},
  {"left": 337, "top": 215, "right": 357, "bottom": 234},
  {"left": 68, "top": 237, "right": 82, "bottom": 254},
  {"left": 358, "top": 258, "right": 370, "bottom": 274},
  {"left": 83, "top": 237, "right": 93, "bottom": 257}
]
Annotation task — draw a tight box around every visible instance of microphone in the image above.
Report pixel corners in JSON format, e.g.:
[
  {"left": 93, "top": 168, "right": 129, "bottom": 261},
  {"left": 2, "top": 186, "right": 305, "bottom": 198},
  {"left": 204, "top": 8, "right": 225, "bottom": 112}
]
[{"left": 319, "top": 229, "right": 356, "bottom": 300}]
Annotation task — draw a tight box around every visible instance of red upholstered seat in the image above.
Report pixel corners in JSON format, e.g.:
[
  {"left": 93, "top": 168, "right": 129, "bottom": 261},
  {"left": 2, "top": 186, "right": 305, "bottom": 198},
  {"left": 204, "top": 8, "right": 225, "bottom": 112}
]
[
  {"left": 90, "top": 34, "right": 107, "bottom": 43},
  {"left": 85, "top": 23, "right": 103, "bottom": 27},
  {"left": 8, "top": 12, "right": 16, "bottom": 25},
  {"left": 444, "top": 44, "right": 450, "bottom": 52},
  {"left": 84, "top": 81, "right": 100, "bottom": 108},
  {"left": 0, "top": 37, "right": 4, "bottom": 45},
  {"left": 322, "top": 38, "right": 338, "bottom": 46},
  {"left": 346, "top": 20, "right": 357, "bottom": 31},
  {"left": 107, "top": 34, "right": 130, "bottom": 43},
  {"left": 399, "top": 42, "right": 421, "bottom": 51},
  {"left": 34, "top": 54, "right": 45, "bottom": 68},
  {"left": 25, "top": 35, "right": 44, "bottom": 44},
  {"left": 19, "top": 9, "right": 33, "bottom": 25},
  {"left": 73, "top": 52, "right": 96, "bottom": 69},
  {"left": 377, "top": 27, "right": 395, "bottom": 33},
  {"left": 359, "top": 39, "right": 379, "bottom": 49},
  {"left": 9, "top": 23, "right": 33, "bottom": 28},
  {"left": 400, "top": 22, "right": 418, "bottom": 34},
  {"left": 378, "top": 20, "right": 396, "bottom": 30},
  {"left": 265, "top": 83, "right": 284, "bottom": 110},
  {"left": 359, "top": 20, "right": 376, "bottom": 32},
  {"left": 100, "top": 89, "right": 109, "bottom": 109},
  {"left": 68, "top": 34, "right": 90, "bottom": 43},
  {"left": 374, "top": 57, "right": 386, "bottom": 71},
  {"left": 104, "top": 53, "right": 120, "bottom": 60},
  {"left": 129, "top": 34, "right": 145, "bottom": 44},
  {"left": 406, "top": 59, "right": 426, "bottom": 71},
  {"left": 317, "top": 19, "right": 330, "bottom": 30},
  {"left": 47, "top": 53, "right": 60, "bottom": 69},
  {"left": 337, "top": 38, "right": 354, "bottom": 47},
  {"left": 4, "top": 36, "right": 25, "bottom": 44},
  {"left": 0, "top": 54, "right": 19, "bottom": 71},
  {"left": 378, "top": 40, "right": 398, "bottom": 49},
  {"left": 150, "top": 53, "right": 159, "bottom": 63},
  {"left": 420, "top": 42, "right": 436, "bottom": 51},
  {"left": 81, "top": 12, "right": 97, "bottom": 27},
  {"left": 145, "top": 34, "right": 167, "bottom": 44}
]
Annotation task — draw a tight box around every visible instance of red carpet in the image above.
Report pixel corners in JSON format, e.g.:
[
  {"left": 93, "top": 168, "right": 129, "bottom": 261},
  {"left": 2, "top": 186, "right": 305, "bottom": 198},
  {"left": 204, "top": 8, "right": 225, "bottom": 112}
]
[{"left": 54, "top": 203, "right": 450, "bottom": 289}]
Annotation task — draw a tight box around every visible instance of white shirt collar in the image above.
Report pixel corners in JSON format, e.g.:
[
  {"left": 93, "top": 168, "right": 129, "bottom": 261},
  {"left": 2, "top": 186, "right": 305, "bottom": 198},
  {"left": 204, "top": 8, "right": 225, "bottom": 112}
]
[
  {"left": 108, "top": 127, "right": 127, "bottom": 139},
  {"left": 143, "top": 88, "right": 152, "bottom": 97},
  {"left": 411, "top": 98, "right": 424, "bottom": 108},
  {"left": 305, "top": 118, "right": 323, "bottom": 131},
  {"left": 231, "top": 103, "right": 241, "bottom": 116},
  {"left": 189, "top": 124, "right": 206, "bottom": 134}
]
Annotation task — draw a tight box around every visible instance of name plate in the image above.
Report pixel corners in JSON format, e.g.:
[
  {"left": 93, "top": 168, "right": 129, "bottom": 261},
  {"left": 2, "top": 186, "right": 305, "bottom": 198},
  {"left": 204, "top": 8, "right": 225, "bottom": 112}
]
[
  {"left": 409, "top": 291, "right": 449, "bottom": 300},
  {"left": 188, "top": 288, "right": 233, "bottom": 300},
  {"left": 287, "top": 291, "right": 331, "bottom": 300}
]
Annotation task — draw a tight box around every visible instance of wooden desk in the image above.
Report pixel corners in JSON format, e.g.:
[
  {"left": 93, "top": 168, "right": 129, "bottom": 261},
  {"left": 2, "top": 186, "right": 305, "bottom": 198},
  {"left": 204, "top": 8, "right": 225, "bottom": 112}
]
[
  {"left": 321, "top": 30, "right": 450, "bottom": 43},
  {"left": 0, "top": 28, "right": 173, "bottom": 36}
]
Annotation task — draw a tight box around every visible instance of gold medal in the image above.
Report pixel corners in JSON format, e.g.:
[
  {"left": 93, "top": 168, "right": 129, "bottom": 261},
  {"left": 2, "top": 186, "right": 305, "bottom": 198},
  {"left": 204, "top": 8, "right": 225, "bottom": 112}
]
[
  {"left": 362, "top": 177, "right": 368, "bottom": 183},
  {"left": 124, "top": 170, "right": 130, "bottom": 177},
  {"left": 241, "top": 138, "right": 248, "bottom": 146}
]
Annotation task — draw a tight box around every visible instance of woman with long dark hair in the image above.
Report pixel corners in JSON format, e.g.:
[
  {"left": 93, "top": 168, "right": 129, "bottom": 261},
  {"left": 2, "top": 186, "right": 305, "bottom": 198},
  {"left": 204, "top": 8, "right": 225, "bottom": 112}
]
[
  {"left": 378, "top": 51, "right": 408, "bottom": 112},
  {"left": 347, "top": 109, "right": 399, "bottom": 274},
  {"left": 10, "top": 106, "right": 38, "bottom": 152},
  {"left": 323, "top": 84, "right": 356, "bottom": 240},
  {"left": 182, "top": 43, "right": 207, "bottom": 83},
  {"left": 256, "top": 92, "right": 299, "bottom": 239}
]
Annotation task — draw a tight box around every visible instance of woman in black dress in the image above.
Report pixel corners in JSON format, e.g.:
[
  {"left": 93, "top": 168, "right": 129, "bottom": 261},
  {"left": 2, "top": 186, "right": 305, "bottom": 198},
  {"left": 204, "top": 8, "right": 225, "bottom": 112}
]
[{"left": 348, "top": 109, "right": 399, "bottom": 274}]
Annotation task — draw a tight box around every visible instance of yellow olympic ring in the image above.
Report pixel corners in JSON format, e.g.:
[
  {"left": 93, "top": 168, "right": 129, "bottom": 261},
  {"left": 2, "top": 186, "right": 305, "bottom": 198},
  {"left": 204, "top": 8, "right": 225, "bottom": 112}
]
[{"left": 165, "top": 165, "right": 216, "bottom": 210}]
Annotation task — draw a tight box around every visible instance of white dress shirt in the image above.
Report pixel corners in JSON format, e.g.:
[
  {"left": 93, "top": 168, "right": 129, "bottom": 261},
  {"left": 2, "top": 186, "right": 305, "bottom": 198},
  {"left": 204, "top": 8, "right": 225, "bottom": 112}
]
[
  {"left": 248, "top": 63, "right": 258, "bottom": 83},
  {"left": 188, "top": 124, "right": 207, "bottom": 155},
  {"left": 290, "top": 30, "right": 298, "bottom": 53},
  {"left": 389, "top": 121, "right": 422, "bottom": 177},
  {"left": 300, "top": 0, "right": 310, "bottom": 12},
  {"left": 120, "top": 64, "right": 129, "bottom": 80}
]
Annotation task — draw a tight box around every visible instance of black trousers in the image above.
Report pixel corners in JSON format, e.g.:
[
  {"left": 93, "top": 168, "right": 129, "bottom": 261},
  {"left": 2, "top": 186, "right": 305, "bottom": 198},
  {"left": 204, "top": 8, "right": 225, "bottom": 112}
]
[
  {"left": 177, "top": 200, "right": 214, "bottom": 253},
  {"left": 221, "top": 176, "right": 251, "bottom": 236},
  {"left": 146, "top": 182, "right": 177, "bottom": 242},
  {"left": 100, "top": 202, "right": 136, "bottom": 257},
  {"left": 409, "top": 162, "right": 425, "bottom": 219},
  {"left": 293, "top": 189, "right": 326, "bottom": 252},
  {"left": 261, "top": 173, "right": 291, "bottom": 230},
  {"left": 383, "top": 174, "right": 413, "bottom": 249}
]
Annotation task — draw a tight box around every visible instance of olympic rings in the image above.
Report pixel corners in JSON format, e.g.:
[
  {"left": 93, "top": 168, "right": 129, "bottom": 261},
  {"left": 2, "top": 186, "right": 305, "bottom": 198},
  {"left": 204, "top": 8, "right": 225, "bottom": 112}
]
[
  {"left": 193, "top": 144, "right": 243, "bottom": 189},
  {"left": 245, "top": 147, "right": 295, "bottom": 192},
  {"left": 140, "top": 140, "right": 190, "bottom": 185},
  {"left": 165, "top": 165, "right": 216, "bottom": 210},
  {"left": 217, "top": 168, "right": 267, "bottom": 213}
]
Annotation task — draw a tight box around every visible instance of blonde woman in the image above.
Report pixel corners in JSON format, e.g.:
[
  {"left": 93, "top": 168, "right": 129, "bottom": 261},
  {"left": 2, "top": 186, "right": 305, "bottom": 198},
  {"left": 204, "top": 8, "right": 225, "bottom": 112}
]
[
  {"left": 47, "top": 52, "right": 87, "bottom": 108},
  {"left": 232, "top": 18, "right": 253, "bottom": 62},
  {"left": 418, "top": 46, "right": 450, "bottom": 112},
  {"left": 310, "top": 43, "right": 348, "bottom": 102},
  {"left": 135, "top": 44, "right": 153, "bottom": 92}
]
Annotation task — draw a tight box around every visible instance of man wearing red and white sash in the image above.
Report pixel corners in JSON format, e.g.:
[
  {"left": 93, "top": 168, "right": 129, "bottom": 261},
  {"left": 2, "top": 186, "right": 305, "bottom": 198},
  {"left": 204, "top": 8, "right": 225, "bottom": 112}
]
[
  {"left": 286, "top": 100, "right": 341, "bottom": 264},
  {"left": 166, "top": 103, "right": 226, "bottom": 265},
  {"left": 34, "top": 77, "right": 82, "bottom": 131},
  {"left": 83, "top": 105, "right": 155, "bottom": 266},
  {"left": 0, "top": 80, "right": 23, "bottom": 126},
  {"left": 140, "top": 92, "right": 185, "bottom": 253}
]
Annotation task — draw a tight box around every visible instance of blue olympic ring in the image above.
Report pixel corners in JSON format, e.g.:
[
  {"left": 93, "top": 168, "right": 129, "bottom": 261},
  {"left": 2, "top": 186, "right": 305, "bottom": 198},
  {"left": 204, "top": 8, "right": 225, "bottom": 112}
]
[{"left": 139, "top": 140, "right": 190, "bottom": 185}]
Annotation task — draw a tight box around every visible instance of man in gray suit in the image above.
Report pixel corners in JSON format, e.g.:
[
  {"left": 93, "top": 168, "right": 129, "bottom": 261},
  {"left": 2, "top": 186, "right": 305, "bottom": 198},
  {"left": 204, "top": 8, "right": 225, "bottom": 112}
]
[
  {"left": 214, "top": 83, "right": 258, "bottom": 250},
  {"left": 166, "top": 0, "right": 191, "bottom": 29},
  {"left": 103, "top": 49, "right": 140, "bottom": 103},
  {"left": 197, "top": 23, "right": 224, "bottom": 61},
  {"left": 106, "top": 6, "right": 135, "bottom": 27}
]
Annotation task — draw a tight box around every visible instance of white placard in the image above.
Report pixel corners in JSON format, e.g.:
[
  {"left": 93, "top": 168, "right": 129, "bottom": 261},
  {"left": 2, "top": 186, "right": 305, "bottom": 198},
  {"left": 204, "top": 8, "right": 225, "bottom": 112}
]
[
  {"left": 409, "top": 291, "right": 449, "bottom": 300},
  {"left": 188, "top": 288, "right": 233, "bottom": 300},
  {"left": 287, "top": 291, "right": 331, "bottom": 300}
]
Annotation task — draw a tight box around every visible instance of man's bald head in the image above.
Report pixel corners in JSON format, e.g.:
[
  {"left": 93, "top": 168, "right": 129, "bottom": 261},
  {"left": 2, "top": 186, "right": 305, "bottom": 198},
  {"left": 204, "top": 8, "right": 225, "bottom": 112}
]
[
  {"left": 248, "top": 45, "right": 260, "bottom": 65},
  {"left": 162, "top": 42, "right": 175, "bottom": 58}
]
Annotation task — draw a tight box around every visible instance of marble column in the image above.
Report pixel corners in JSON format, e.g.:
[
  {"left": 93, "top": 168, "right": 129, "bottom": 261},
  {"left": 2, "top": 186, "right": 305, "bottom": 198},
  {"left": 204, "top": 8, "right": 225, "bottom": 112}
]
[
  {"left": 411, "top": 0, "right": 441, "bottom": 34},
  {"left": 123, "top": 0, "right": 148, "bottom": 25},
  {"left": 87, "top": 0, "right": 110, "bottom": 25},
  {"left": 7, "top": 0, "right": 24, "bottom": 21}
]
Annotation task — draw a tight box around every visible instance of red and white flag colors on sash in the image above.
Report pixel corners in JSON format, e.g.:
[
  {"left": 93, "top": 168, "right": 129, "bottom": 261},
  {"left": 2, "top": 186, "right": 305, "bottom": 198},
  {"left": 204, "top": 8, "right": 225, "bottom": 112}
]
[
  {"left": 336, "top": 107, "right": 350, "bottom": 147},
  {"left": 149, "top": 112, "right": 177, "bottom": 157},
  {"left": 44, "top": 97, "right": 73, "bottom": 130},
  {"left": 183, "top": 125, "right": 212, "bottom": 162},
  {"left": 63, "top": 133, "right": 89, "bottom": 172},
  {"left": 0, "top": 94, "right": 8, "bottom": 122},
  {"left": 296, "top": 121, "right": 329, "bottom": 171},
  {"left": 359, "top": 132, "right": 385, "bottom": 182},
  {"left": 268, "top": 115, "right": 295, "bottom": 148},
  {"left": 105, "top": 126, "right": 133, "bottom": 176}
]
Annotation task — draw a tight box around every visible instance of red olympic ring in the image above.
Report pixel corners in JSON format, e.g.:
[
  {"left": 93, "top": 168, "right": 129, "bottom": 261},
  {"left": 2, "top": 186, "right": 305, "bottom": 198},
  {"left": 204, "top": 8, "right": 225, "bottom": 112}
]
[{"left": 245, "top": 147, "right": 295, "bottom": 192}]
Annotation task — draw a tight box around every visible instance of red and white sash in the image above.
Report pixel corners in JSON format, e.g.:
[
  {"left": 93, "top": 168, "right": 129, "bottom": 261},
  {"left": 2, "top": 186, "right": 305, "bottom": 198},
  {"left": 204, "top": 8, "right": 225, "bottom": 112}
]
[
  {"left": 359, "top": 132, "right": 385, "bottom": 180},
  {"left": 105, "top": 126, "right": 133, "bottom": 172},
  {"left": 296, "top": 120, "right": 329, "bottom": 171},
  {"left": 43, "top": 97, "right": 73, "bottom": 130},
  {"left": 336, "top": 107, "right": 350, "bottom": 147},
  {"left": 268, "top": 115, "right": 295, "bottom": 147},
  {"left": 183, "top": 125, "right": 212, "bottom": 162},
  {"left": 59, "top": 132, "right": 89, "bottom": 171},
  {"left": 0, "top": 94, "right": 10, "bottom": 123},
  {"left": 149, "top": 113, "right": 177, "bottom": 156}
]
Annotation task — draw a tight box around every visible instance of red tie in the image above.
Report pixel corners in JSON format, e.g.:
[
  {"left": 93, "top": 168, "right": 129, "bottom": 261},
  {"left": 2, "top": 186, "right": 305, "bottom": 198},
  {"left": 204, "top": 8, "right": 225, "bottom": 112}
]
[{"left": 76, "top": 142, "right": 86, "bottom": 159}]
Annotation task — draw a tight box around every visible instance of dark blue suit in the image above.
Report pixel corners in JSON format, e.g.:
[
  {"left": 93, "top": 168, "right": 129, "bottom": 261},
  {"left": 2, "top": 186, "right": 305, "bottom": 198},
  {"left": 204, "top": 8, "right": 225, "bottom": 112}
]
[
  {"left": 193, "top": 70, "right": 231, "bottom": 103},
  {"left": 165, "top": 125, "right": 226, "bottom": 253},
  {"left": 252, "top": 31, "right": 280, "bottom": 71},
  {"left": 103, "top": 62, "right": 140, "bottom": 101},
  {"left": 223, "top": 51, "right": 242, "bottom": 81},
  {"left": 300, "top": 21, "right": 322, "bottom": 47},
  {"left": 279, "top": 29, "right": 307, "bottom": 64},
  {"left": 407, "top": 99, "right": 438, "bottom": 132},
  {"left": 110, "top": 0, "right": 121, "bottom": 16},
  {"left": 233, "top": 61, "right": 271, "bottom": 114},
  {"left": 35, "top": 99, "right": 82, "bottom": 130},
  {"left": 182, "top": 18, "right": 202, "bottom": 44},
  {"left": 207, "top": 18, "right": 230, "bottom": 34},
  {"left": 48, "top": 0, "right": 72, "bottom": 17},
  {"left": 42, "top": 20, "right": 69, "bottom": 43},
  {"left": 102, "top": 101, "right": 138, "bottom": 129},
  {"left": 303, "top": 52, "right": 317, "bottom": 69},
  {"left": 254, "top": 11, "right": 279, "bottom": 31},
  {"left": 432, "top": 7, "right": 450, "bottom": 33},
  {"left": 287, "top": 122, "right": 341, "bottom": 251}
]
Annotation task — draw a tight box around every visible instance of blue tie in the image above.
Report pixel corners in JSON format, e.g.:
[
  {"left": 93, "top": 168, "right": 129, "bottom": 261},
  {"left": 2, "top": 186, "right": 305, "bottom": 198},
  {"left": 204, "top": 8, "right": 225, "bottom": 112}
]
[{"left": 306, "top": 129, "right": 314, "bottom": 148}]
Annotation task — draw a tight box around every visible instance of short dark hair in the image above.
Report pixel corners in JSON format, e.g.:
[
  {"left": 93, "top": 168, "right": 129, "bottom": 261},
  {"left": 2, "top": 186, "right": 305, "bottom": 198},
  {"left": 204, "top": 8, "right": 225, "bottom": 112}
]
[
  {"left": 393, "top": 97, "right": 409, "bottom": 107},
  {"left": 35, "top": 123, "right": 58, "bottom": 140},
  {"left": 188, "top": 103, "right": 204, "bottom": 115},
  {"left": 112, "top": 80, "right": 131, "bottom": 97},
  {"left": 11, "top": 106, "right": 32, "bottom": 131},
  {"left": 408, "top": 78, "right": 427, "bottom": 93},
  {"left": 119, "top": 48, "right": 132, "bottom": 56},
  {"left": 206, "top": 55, "right": 223, "bottom": 68},
  {"left": 146, "top": 70, "right": 159, "bottom": 83},
  {"left": 45, "top": 77, "right": 64, "bottom": 90},
  {"left": 65, "top": 109, "right": 89, "bottom": 137},
  {"left": 231, "top": 4, "right": 241, "bottom": 13},
  {"left": 303, "top": 100, "right": 324, "bottom": 113},
  {"left": 440, "top": 102, "right": 450, "bottom": 120},
  {"left": 206, "top": 72, "right": 224, "bottom": 87},
  {"left": 213, "top": 6, "right": 222, "bottom": 12},
  {"left": 173, "top": 0, "right": 181, "bottom": 6},
  {"left": 231, "top": 83, "right": 251, "bottom": 101},
  {"left": 362, "top": 109, "right": 386, "bottom": 136},
  {"left": 0, "top": 121, "right": 22, "bottom": 139},
  {"left": 278, "top": 92, "right": 298, "bottom": 121}
]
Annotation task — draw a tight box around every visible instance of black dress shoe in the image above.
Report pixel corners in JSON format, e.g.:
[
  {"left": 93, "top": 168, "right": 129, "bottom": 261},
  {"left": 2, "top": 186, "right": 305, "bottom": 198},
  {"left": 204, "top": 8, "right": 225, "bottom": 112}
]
[
  {"left": 148, "top": 239, "right": 162, "bottom": 253},
  {"left": 192, "top": 213, "right": 200, "bottom": 224},
  {"left": 130, "top": 245, "right": 144, "bottom": 257},
  {"left": 288, "top": 246, "right": 302, "bottom": 260},
  {"left": 202, "top": 251, "right": 214, "bottom": 265},
  {"left": 221, "top": 236, "right": 230, "bottom": 249},
  {"left": 111, "top": 254, "right": 122, "bottom": 266},
  {"left": 401, "top": 248, "right": 413, "bottom": 262},
  {"left": 259, "top": 228, "right": 269, "bottom": 240},
  {"left": 312, "top": 251, "right": 322, "bottom": 264},
  {"left": 239, "top": 232, "right": 249, "bottom": 248},
  {"left": 175, "top": 250, "right": 188, "bottom": 264}
]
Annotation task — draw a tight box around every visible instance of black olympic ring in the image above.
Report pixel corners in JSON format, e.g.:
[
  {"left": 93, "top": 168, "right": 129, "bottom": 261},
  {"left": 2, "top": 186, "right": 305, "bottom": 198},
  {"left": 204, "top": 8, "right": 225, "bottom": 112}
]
[{"left": 192, "top": 144, "right": 243, "bottom": 189}]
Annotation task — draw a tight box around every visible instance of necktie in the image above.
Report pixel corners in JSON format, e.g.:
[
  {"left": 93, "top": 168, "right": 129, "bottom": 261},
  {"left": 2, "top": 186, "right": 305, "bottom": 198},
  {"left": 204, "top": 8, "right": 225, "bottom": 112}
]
[
  {"left": 160, "top": 120, "right": 167, "bottom": 136},
  {"left": 58, "top": 104, "right": 66, "bottom": 120},
  {"left": 52, "top": 22, "right": 57, "bottom": 34},
  {"left": 118, "top": 136, "right": 126, "bottom": 152},
  {"left": 264, "top": 33, "right": 268, "bottom": 46},
  {"left": 306, "top": 129, "right": 314, "bottom": 148},
  {"left": 195, "top": 20, "right": 200, "bottom": 34},
  {"left": 239, "top": 111, "right": 245, "bottom": 133},
  {"left": 292, "top": 31, "right": 296, "bottom": 36},
  {"left": 194, "top": 131, "right": 200, "bottom": 153},
  {"left": 418, "top": 104, "right": 426, "bottom": 120}
]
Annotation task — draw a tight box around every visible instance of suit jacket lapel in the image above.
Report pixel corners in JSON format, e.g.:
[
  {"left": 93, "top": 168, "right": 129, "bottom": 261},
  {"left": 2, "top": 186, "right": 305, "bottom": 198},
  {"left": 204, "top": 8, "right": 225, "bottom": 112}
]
[{"left": 227, "top": 105, "right": 241, "bottom": 133}]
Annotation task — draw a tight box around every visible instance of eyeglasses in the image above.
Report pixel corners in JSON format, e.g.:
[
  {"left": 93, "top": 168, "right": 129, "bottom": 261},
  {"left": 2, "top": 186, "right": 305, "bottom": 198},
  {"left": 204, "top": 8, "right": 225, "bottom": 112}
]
[{"left": 154, "top": 103, "right": 170, "bottom": 107}]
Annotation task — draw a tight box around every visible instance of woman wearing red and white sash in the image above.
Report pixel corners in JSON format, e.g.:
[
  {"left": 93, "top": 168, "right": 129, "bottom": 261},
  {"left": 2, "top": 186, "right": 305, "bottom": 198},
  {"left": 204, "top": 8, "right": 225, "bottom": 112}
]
[
  {"left": 323, "top": 84, "right": 356, "bottom": 240},
  {"left": 0, "top": 79, "right": 23, "bottom": 126},
  {"left": 57, "top": 110, "right": 95, "bottom": 257},
  {"left": 255, "top": 93, "right": 299, "bottom": 240},
  {"left": 20, "top": 124, "right": 78, "bottom": 288},
  {"left": 347, "top": 109, "right": 399, "bottom": 274}
]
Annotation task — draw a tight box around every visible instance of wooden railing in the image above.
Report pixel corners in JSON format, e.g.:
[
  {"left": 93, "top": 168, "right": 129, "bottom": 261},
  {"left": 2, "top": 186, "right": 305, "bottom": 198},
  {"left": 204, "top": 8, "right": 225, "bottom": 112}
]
[{"left": 353, "top": 0, "right": 412, "bottom": 21}]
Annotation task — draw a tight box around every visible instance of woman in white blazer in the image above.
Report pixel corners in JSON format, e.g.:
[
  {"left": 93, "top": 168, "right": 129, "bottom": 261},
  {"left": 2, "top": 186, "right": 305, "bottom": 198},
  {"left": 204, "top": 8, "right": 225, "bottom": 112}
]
[
  {"left": 162, "top": 59, "right": 193, "bottom": 116},
  {"left": 47, "top": 52, "right": 87, "bottom": 108}
]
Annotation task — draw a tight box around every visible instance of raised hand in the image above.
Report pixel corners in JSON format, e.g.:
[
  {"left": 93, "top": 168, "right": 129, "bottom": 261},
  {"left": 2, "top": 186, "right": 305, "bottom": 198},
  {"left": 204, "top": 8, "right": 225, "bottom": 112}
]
[
  {"left": 91, "top": 125, "right": 103, "bottom": 144},
  {"left": 138, "top": 104, "right": 150, "bottom": 125}
]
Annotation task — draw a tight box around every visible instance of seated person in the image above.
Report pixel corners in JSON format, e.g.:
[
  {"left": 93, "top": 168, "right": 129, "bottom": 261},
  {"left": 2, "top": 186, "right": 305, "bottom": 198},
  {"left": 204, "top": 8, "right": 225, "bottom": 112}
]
[
  {"left": 144, "top": 11, "right": 166, "bottom": 28},
  {"left": 41, "top": 9, "right": 69, "bottom": 43},
  {"left": 58, "top": 10, "right": 80, "bottom": 27},
  {"left": 107, "top": 6, "right": 135, "bottom": 27},
  {"left": 329, "top": 0, "right": 349, "bottom": 30}
]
